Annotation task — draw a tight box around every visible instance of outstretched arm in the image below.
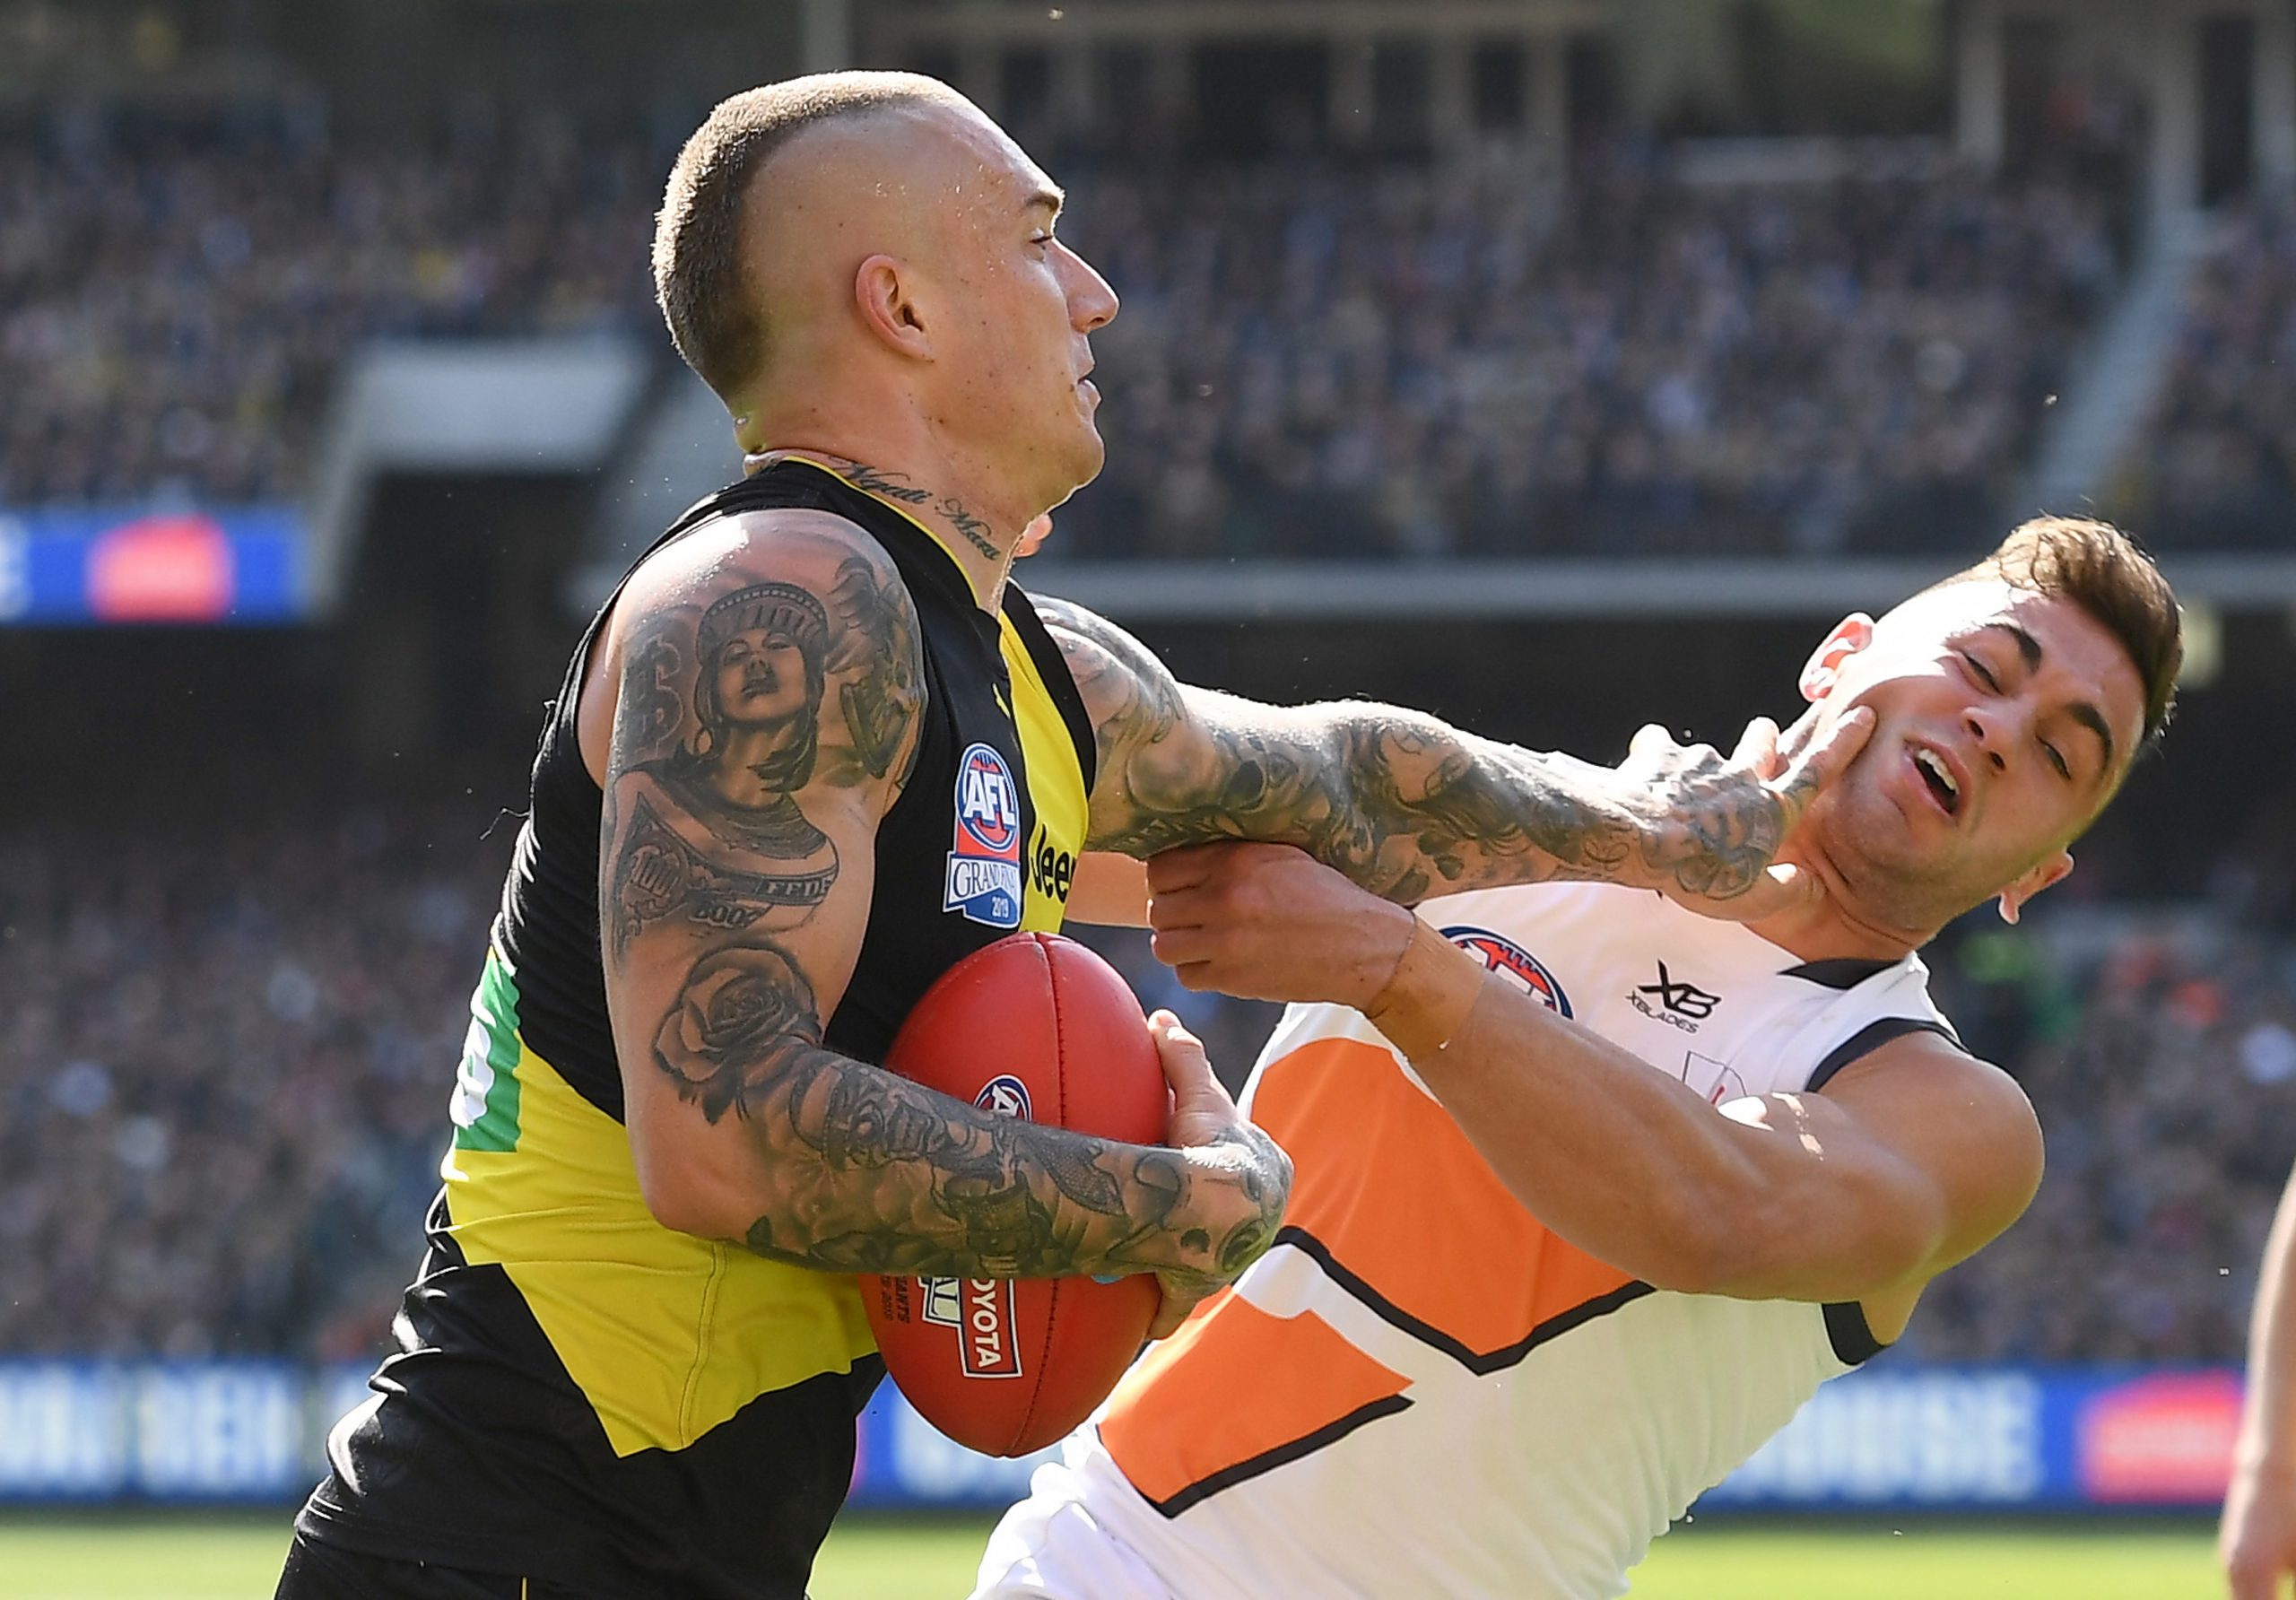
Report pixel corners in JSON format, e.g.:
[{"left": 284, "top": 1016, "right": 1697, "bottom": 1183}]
[
  {"left": 586, "top": 513, "right": 1285, "bottom": 1318},
  {"left": 2225, "top": 1164, "right": 2296, "bottom": 1599},
  {"left": 1147, "top": 843, "right": 2042, "bottom": 1304},
  {"left": 1037, "top": 597, "right": 1868, "bottom": 916}
]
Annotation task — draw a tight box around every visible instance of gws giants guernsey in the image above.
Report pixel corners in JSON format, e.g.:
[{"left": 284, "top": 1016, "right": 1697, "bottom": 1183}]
[{"left": 1053, "top": 883, "right": 1961, "bottom": 1600}]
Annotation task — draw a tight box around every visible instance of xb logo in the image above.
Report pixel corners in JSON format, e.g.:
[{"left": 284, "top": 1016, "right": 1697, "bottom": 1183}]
[{"left": 1637, "top": 961, "right": 1720, "bottom": 1021}]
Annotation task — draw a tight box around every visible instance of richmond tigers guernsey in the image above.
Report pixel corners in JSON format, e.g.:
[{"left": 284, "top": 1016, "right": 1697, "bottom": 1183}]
[
  {"left": 296, "top": 458, "right": 1097, "bottom": 1596},
  {"left": 981, "top": 883, "right": 1963, "bottom": 1600}
]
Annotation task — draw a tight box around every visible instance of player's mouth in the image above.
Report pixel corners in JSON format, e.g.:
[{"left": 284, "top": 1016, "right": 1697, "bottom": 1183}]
[{"left": 1905, "top": 740, "right": 1966, "bottom": 821}]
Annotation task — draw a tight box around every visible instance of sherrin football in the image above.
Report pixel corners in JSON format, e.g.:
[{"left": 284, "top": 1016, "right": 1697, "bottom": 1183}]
[{"left": 864, "top": 932, "right": 1169, "bottom": 1457}]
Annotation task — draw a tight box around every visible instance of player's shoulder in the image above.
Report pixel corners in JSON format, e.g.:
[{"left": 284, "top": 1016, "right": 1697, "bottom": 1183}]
[
  {"left": 1029, "top": 594, "right": 1162, "bottom": 680},
  {"left": 1024, "top": 593, "right": 1186, "bottom": 748},
  {"left": 596, "top": 506, "right": 926, "bottom": 701},
  {"left": 1821, "top": 1029, "right": 2041, "bottom": 1152},
  {"left": 623, "top": 502, "right": 906, "bottom": 619}
]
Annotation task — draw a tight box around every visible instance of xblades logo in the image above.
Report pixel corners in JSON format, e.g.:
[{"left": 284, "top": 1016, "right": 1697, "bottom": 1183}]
[{"left": 1630, "top": 961, "right": 1720, "bottom": 1032}]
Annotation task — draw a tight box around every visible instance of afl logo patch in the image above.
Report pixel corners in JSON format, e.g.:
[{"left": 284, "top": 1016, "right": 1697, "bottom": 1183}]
[
  {"left": 1439, "top": 926, "right": 1572, "bottom": 1017},
  {"left": 974, "top": 1074, "right": 1033, "bottom": 1120},
  {"left": 944, "top": 743, "right": 1025, "bottom": 929},
  {"left": 955, "top": 743, "right": 1021, "bottom": 853}
]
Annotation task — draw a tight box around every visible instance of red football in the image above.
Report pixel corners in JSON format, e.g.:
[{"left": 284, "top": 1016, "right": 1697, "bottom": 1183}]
[{"left": 864, "top": 932, "right": 1169, "bottom": 1457}]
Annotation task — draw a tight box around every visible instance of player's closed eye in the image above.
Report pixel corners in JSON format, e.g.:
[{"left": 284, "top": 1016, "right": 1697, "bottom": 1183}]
[{"left": 1963, "top": 652, "right": 2072, "bottom": 779}]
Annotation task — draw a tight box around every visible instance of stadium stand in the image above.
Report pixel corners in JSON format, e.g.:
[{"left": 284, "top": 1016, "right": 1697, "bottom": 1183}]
[
  {"left": 1, "top": 111, "right": 2122, "bottom": 561},
  {"left": 0, "top": 112, "right": 656, "bottom": 506},
  {"left": 2133, "top": 196, "right": 2296, "bottom": 550},
  {"left": 1061, "top": 145, "right": 2121, "bottom": 560}
]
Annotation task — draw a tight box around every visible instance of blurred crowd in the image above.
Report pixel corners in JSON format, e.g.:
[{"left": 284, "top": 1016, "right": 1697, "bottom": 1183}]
[
  {"left": 1909, "top": 789, "right": 2296, "bottom": 1364},
  {"left": 1060, "top": 146, "right": 2118, "bottom": 559},
  {"left": 2136, "top": 197, "right": 2296, "bottom": 550},
  {"left": 0, "top": 110, "right": 655, "bottom": 505},
  {"left": 1, "top": 109, "right": 2125, "bottom": 557},
  {"left": 0, "top": 808, "right": 500, "bottom": 1359},
  {"left": 4, "top": 797, "right": 2294, "bottom": 1367}
]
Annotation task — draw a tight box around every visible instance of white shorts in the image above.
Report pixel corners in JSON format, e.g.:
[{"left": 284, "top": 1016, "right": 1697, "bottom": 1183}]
[{"left": 970, "top": 1461, "right": 1181, "bottom": 1600}]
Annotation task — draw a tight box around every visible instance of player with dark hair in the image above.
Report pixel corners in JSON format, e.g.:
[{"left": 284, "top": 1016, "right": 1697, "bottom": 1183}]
[
  {"left": 978, "top": 516, "right": 2185, "bottom": 1600},
  {"left": 277, "top": 74, "right": 1860, "bottom": 1599}
]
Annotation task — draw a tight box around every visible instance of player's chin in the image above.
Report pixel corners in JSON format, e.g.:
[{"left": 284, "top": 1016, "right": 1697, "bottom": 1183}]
[
  {"left": 1820, "top": 789, "right": 1926, "bottom": 872},
  {"left": 1061, "top": 418, "right": 1108, "bottom": 488}
]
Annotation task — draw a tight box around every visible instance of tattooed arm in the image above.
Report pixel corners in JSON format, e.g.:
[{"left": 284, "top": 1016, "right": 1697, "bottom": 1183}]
[
  {"left": 1035, "top": 597, "right": 1869, "bottom": 915},
  {"left": 581, "top": 510, "right": 1286, "bottom": 1305}
]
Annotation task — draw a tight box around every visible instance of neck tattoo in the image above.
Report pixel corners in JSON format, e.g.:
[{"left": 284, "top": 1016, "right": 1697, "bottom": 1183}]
[
  {"left": 834, "top": 460, "right": 933, "bottom": 506},
  {"left": 737, "top": 452, "right": 1012, "bottom": 568},
  {"left": 934, "top": 496, "right": 1002, "bottom": 561}
]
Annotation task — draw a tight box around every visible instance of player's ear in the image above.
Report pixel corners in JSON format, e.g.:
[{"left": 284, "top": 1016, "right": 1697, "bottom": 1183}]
[
  {"left": 855, "top": 254, "right": 935, "bottom": 360},
  {"left": 1798, "top": 614, "right": 1875, "bottom": 703},
  {"left": 1996, "top": 849, "right": 2074, "bottom": 925}
]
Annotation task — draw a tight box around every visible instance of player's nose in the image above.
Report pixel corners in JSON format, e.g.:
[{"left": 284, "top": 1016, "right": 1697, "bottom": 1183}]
[
  {"left": 1058, "top": 241, "right": 1118, "bottom": 333},
  {"left": 1962, "top": 702, "right": 2018, "bottom": 775}
]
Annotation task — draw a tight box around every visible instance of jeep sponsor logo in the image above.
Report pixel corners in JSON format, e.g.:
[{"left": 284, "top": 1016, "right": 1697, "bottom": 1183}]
[{"left": 1029, "top": 826, "right": 1076, "bottom": 903}]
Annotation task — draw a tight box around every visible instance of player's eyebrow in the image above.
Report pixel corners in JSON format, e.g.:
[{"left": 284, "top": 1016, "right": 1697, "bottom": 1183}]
[
  {"left": 1983, "top": 622, "right": 2116, "bottom": 779},
  {"left": 1983, "top": 622, "right": 2044, "bottom": 674},
  {"left": 1023, "top": 186, "right": 1065, "bottom": 219},
  {"left": 2066, "top": 700, "right": 2117, "bottom": 783}
]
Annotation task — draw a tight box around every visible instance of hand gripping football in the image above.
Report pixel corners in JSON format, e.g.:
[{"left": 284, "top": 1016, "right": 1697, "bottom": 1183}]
[{"left": 864, "top": 932, "right": 1168, "bottom": 1457}]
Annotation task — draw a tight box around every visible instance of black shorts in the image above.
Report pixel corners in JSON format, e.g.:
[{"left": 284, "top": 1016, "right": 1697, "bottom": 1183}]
[{"left": 274, "top": 1533, "right": 603, "bottom": 1600}]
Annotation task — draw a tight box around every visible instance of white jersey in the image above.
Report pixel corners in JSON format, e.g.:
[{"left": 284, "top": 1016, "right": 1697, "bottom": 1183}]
[{"left": 998, "top": 883, "right": 1960, "bottom": 1600}]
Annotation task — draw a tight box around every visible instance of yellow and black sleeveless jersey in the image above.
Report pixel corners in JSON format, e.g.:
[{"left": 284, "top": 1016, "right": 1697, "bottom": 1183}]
[{"left": 295, "top": 458, "right": 1096, "bottom": 1597}]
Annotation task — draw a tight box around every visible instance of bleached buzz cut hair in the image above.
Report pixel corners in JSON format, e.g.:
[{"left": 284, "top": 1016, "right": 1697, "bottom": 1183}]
[{"left": 653, "top": 72, "right": 970, "bottom": 400}]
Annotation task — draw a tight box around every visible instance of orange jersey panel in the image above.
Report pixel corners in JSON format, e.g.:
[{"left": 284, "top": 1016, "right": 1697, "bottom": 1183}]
[
  {"left": 1098, "top": 1290, "right": 1411, "bottom": 1515},
  {"left": 1251, "top": 1036, "right": 1636, "bottom": 1363}
]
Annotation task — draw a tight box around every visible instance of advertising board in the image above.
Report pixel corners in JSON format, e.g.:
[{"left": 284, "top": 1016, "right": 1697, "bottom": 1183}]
[{"left": 0, "top": 1361, "right": 2245, "bottom": 1511}]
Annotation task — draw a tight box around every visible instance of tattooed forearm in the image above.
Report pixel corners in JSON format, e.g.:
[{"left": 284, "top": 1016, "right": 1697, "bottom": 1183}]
[
  {"left": 1039, "top": 597, "right": 1814, "bottom": 909},
  {"left": 1039, "top": 596, "right": 1640, "bottom": 901},
  {"left": 648, "top": 933, "right": 1283, "bottom": 1282}
]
